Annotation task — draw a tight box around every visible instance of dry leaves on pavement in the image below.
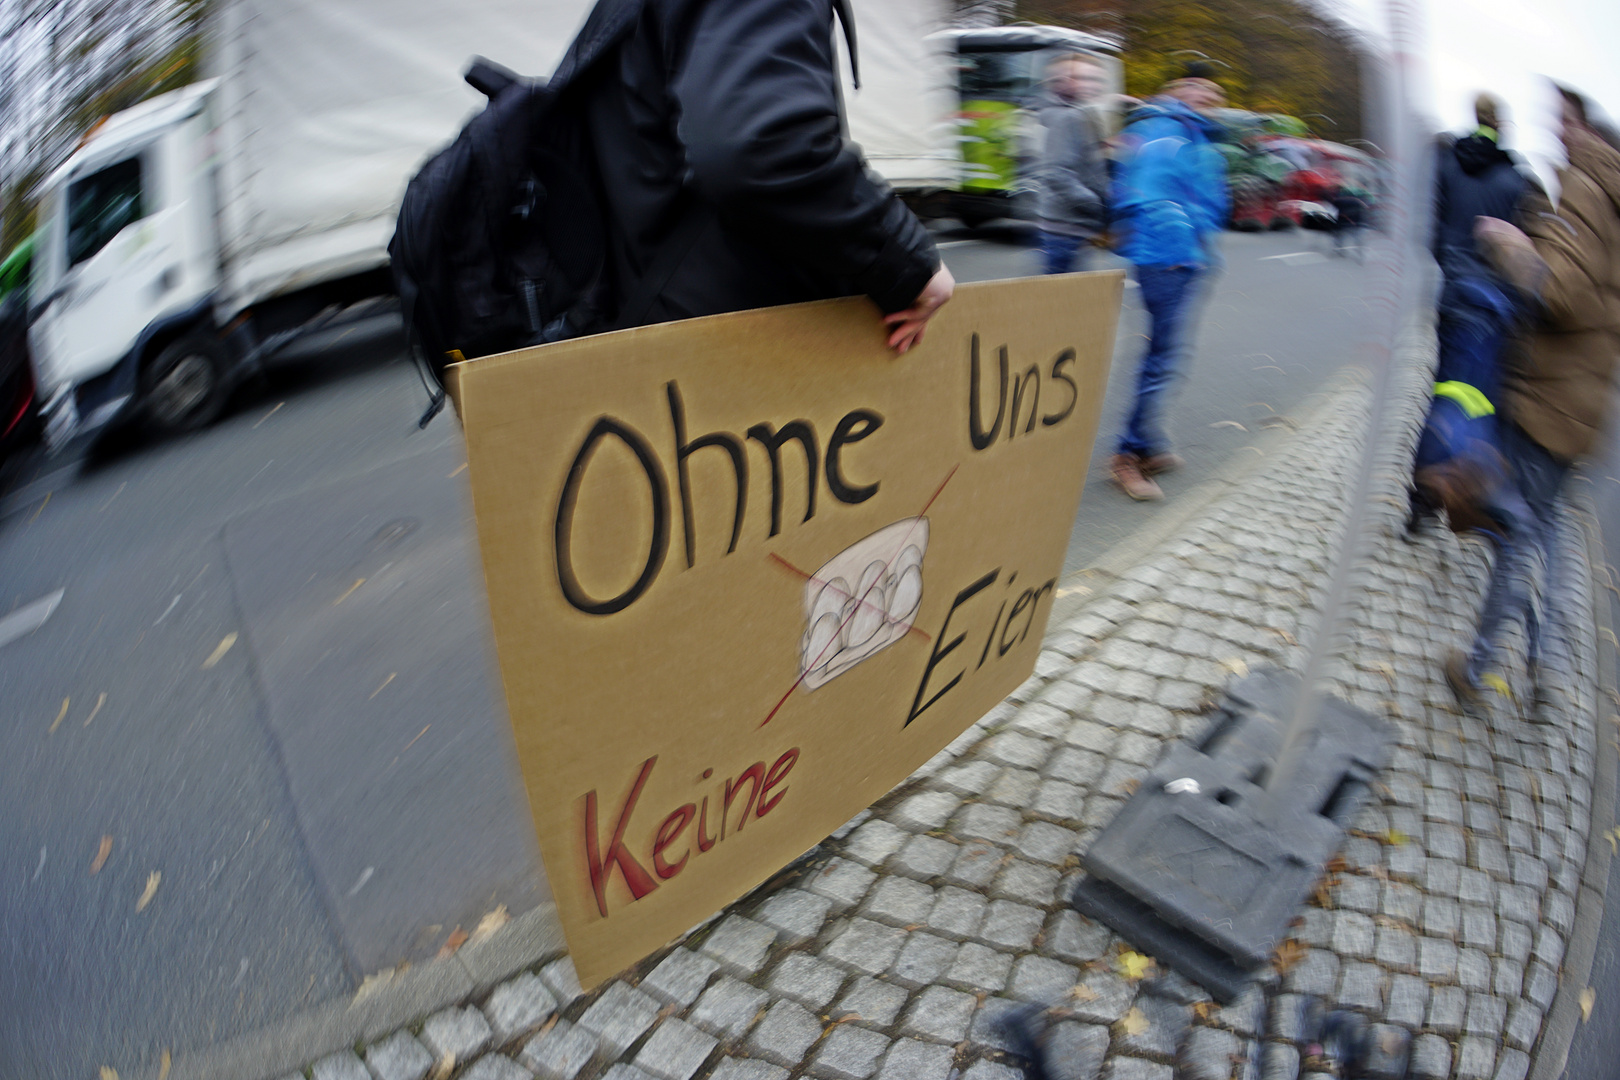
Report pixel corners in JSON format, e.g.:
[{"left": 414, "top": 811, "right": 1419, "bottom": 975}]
[
  {"left": 1273, "top": 938, "right": 1308, "bottom": 976},
  {"left": 136, "top": 872, "right": 161, "bottom": 912},
  {"left": 470, "top": 905, "right": 510, "bottom": 944},
  {"left": 1119, "top": 1007, "right": 1150, "bottom": 1035},
  {"left": 1117, "top": 951, "right": 1155, "bottom": 981},
  {"left": 202, "top": 633, "right": 237, "bottom": 669},
  {"left": 437, "top": 926, "right": 469, "bottom": 958},
  {"left": 1580, "top": 987, "right": 1596, "bottom": 1022},
  {"left": 90, "top": 835, "right": 112, "bottom": 874}
]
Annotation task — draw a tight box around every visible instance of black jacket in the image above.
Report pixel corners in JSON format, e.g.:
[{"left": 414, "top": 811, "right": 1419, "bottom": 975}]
[
  {"left": 560, "top": 0, "right": 940, "bottom": 326},
  {"left": 1431, "top": 133, "right": 1533, "bottom": 296}
]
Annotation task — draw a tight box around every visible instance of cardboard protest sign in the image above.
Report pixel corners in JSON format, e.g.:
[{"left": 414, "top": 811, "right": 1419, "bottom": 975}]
[{"left": 455, "top": 272, "right": 1123, "bottom": 987}]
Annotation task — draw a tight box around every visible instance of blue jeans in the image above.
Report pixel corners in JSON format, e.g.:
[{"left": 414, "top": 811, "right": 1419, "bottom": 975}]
[
  {"left": 1468, "top": 419, "right": 1570, "bottom": 680},
  {"left": 1039, "top": 231, "right": 1091, "bottom": 275},
  {"left": 1118, "top": 264, "right": 1201, "bottom": 459}
]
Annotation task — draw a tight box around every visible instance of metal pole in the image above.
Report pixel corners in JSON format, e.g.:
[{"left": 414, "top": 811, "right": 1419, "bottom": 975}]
[{"left": 1270, "top": 0, "right": 1428, "bottom": 791}]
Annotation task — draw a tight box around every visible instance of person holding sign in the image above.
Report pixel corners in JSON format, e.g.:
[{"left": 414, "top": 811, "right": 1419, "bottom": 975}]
[{"left": 573, "top": 0, "right": 954, "bottom": 352}]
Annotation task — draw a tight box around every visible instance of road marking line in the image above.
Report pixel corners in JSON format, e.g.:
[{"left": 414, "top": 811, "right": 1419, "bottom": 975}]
[
  {"left": 1259, "top": 251, "right": 1327, "bottom": 265},
  {"left": 0, "top": 589, "right": 64, "bottom": 650}
]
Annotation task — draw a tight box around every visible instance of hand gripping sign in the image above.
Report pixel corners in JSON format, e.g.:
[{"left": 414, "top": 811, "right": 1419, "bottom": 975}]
[{"left": 453, "top": 273, "right": 1123, "bottom": 987}]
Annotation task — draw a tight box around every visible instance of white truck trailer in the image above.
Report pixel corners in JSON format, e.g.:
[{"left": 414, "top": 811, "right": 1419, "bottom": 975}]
[{"left": 27, "top": 0, "right": 957, "bottom": 446}]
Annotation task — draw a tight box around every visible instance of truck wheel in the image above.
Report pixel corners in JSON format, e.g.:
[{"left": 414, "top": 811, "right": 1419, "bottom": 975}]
[{"left": 142, "top": 333, "right": 229, "bottom": 433}]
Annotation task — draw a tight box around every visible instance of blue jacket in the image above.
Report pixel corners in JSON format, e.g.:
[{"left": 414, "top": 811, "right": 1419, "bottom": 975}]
[{"left": 1112, "top": 98, "right": 1229, "bottom": 268}]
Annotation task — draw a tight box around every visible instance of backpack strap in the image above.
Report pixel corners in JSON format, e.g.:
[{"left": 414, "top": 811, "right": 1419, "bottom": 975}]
[
  {"left": 832, "top": 0, "right": 860, "bottom": 89},
  {"left": 614, "top": 205, "right": 714, "bottom": 331}
]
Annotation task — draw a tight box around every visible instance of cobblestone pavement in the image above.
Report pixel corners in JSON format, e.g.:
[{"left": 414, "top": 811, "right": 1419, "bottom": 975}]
[{"left": 280, "top": 338, "right": 1605, "bottom": 1080}]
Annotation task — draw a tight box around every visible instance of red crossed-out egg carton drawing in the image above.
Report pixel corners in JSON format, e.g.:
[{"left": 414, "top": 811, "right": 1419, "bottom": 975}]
[{"left": 799, "top": 517, "right": 928, "bottom": 691}]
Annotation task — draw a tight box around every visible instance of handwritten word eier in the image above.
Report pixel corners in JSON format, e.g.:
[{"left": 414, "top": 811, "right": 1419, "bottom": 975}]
[{"left": 583, "top": 749, "right": 800, "bottom": 918}]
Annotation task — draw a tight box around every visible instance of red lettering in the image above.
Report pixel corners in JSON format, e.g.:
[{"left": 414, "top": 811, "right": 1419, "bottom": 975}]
[
  {"left": 757, "top": 748, "right": 799, "bottom": 817},
  {"left": 583, "top": 756, "right": 660, "bottom": 917},
  {"left": 654, "top": 803, "right": 696, "bottom": 879},
  {"left": 697, "top": 795, "right": 716, "bottom": 851},
  {"left": 724, "top": 762, "right": 766, "bottom": 837}
]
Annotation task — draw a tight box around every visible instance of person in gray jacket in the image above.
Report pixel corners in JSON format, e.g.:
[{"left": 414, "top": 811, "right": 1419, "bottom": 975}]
[{"left": 1031, "top": 53, "right": 1110, "bottom": 274}]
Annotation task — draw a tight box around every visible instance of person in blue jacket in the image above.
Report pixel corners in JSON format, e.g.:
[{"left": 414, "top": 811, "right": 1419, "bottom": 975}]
[{"left": 1108, "top": 73, "right": 1230, "bottom": 500}]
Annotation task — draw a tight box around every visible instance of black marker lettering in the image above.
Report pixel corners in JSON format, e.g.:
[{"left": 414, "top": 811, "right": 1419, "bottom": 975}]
[{"left": 555, "top": 417, "right": 670, "bottom": 615}]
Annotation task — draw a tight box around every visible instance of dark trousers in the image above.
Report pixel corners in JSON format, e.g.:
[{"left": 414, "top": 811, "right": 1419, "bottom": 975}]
[
  {"left": 1039, "top": 230, "right": 1092, "bottom": 275},
  {"left": 1468, "top": 419, "right": 1571, "bottom": 679},
  {"left": 1118, "top": 263, "right": 1201, "bottom": 459}
]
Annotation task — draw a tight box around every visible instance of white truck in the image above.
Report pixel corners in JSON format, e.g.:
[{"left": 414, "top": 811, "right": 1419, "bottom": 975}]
[{"left": 27, "top": 0, "right": 958, "bottom": 446}]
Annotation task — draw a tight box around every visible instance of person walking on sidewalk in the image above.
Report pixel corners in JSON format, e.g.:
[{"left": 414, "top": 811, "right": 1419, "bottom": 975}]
[
  {"left": 1107, "top": 71, "right": 1229, "bottom": 501},
  {"left": 1407, "top": 93, "right": 1536, "bottom": 536},
  {"left": 1446, "top": 86, "right": 1620, "bottom": 706},
  {"left": 1031, "top": 53, "right": 1110, "bottom": 275},
  {"left": 569, "top": 0, "right": 954, "bottom": 352}
]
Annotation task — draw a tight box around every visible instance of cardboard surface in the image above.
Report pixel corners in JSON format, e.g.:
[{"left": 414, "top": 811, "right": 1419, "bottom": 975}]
[{"left": 455, "top": 273, "right": 1123, "bottom": 986}]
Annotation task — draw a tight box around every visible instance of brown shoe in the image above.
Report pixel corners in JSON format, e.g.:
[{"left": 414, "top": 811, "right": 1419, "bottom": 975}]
[
  {"left": 1140, "top": 452, "right": 1184, "bottom": 476},
  {"left": 1111, "top": 454, "right": 1164, "bottom": 501}
]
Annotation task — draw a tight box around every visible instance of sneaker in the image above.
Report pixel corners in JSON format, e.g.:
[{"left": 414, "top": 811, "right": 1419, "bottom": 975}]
[
  {"left": 1443, "top": 650, "right": 1481, "bottom": 711},
  {"left": 1139, "top": 452, "right": 1185, "bottom": 476},
  {"left": 1445, "top": 649, "right": 1514, "bottom": 712},
  {"left": 1111, "top": 453, "right": 1164, "bottom": 501}
]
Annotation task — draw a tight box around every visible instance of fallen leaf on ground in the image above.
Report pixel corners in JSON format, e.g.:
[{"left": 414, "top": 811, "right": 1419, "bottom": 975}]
[
  {"left": 429, "top": 1052, "right": 455, "bottom": 1080},
  {"left": 202, "top": 633, "right": 237, "bottom": 669},
  {"left": 158, "top": 1049, "right": 171, "bottom": 1080},
  {"left": 1221, "top": 657, "right": 1249, "bottom": 678},
  {"left": 1193, "top": 1001, "right": 1218, "bottom": 1022},
  {"left": 99, "top": 1068, "right": 117, "bottom": 1080},
  {"left": 83, "top": 691, "right": 107, "bottom": 727},
  {"left": 1382, "top": 828, "right": 1410, "bottom": 847},
  {"left": 136, "top": 872, "right": 161, "bottom": 911},
  {"left": 1119, "top": 1007, "right": 1149, "bottom": 1035},
  {"left": 470, "top": 905, "right": 510, "bottom": 943},
  {"left": 1116, "top": 778, "right": 1142, "bottom": 797},
  {"left": 1118, "top": 951, "right": 1155, "bottom": 980},
  {"left": 333, "top": 578, "right": 366, "bottom": 606},
  {"left": 91, "top": 835, "right": 112, "bottom": 874},
  {"left": 48, "top": 696, "right": 69, "bottom": 734},
  {"left": 437, "top": 926, "right": 469, "bottom": 958},
  {"left": 1266, "top": 627, "right": 1298, "bottom": 645},
  {"left": 1580, "top": 987, "right": 1595, "bottom": 1022},
  {"left": 1273, "top": 939, "right": 1308, "bottom": 976},
  {"left": 354, "top": 966, "right": 405, "bottom": 1003},
  {"left": 1067, "top": 984, "right": 1100, "bottom": 1002}
]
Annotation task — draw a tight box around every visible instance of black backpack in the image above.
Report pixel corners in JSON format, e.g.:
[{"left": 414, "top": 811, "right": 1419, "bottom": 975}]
[
  {"left": 389, "top": 0, "right": 647, "bottom": 425},
  {"left": 390, "top": 0, "right": 861, "bottom": 425}
]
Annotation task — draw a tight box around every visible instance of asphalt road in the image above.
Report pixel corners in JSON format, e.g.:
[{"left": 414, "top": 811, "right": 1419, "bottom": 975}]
[
  {"left": 0, "top": 225, "right": 1374, "bottom": 1078},
  {"left": 938, "top": 225, "right": 1378, "bottom": 571}
]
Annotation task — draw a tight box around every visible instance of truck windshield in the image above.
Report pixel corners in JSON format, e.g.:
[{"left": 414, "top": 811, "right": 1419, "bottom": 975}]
[
  {"left": 66, "top": 156, "right": 144, "bottom": 269},
  {"left": 959, "top": 49, "right": 1038, "bottom": 103}
]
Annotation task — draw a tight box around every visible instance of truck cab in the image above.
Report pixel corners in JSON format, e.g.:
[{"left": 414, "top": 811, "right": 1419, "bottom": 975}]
[{"left": 30, "top": 81, "right": 226, "bottom": 446}]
